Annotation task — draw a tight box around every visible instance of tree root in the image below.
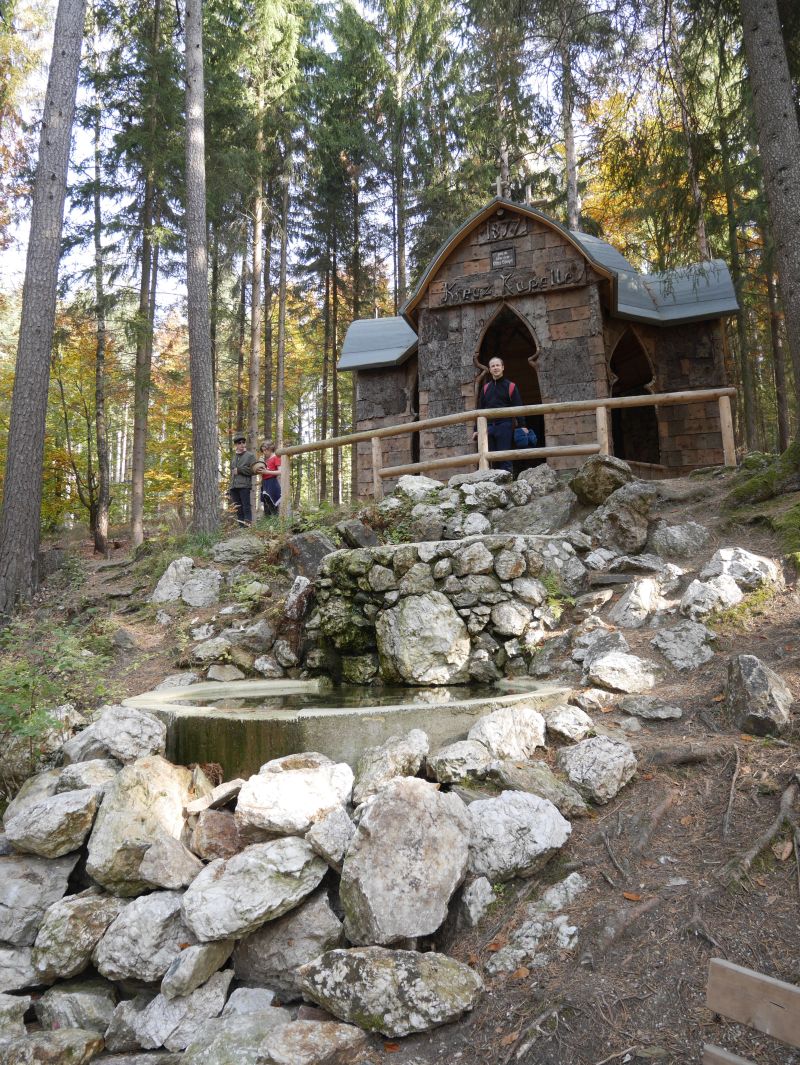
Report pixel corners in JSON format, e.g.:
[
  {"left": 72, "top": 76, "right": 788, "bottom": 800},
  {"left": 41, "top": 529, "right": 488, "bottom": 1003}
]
[
  {"left": 579, "top": 895, "right": 665, "bottom": 969},
  {"left": 717, "top": 776, "right": 799, "bottom": 887},
  {"left": 722, "top": 747, "right": 741, "bottom": 839},
  {"left": 626, "top": 789, "right": 676, "bottom": 855},
  {"left": 645, "top": 741, "right": 735, "bottom": 767}
]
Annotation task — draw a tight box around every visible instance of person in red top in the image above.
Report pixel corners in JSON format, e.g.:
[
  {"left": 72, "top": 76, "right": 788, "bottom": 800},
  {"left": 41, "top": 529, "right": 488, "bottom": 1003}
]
[{"left": 260, "top": 441, "right": 282, "bottom": 515}]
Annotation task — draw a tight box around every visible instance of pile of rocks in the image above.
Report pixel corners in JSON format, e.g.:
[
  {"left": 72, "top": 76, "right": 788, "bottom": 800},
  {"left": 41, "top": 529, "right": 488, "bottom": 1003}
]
[{"left": 0, "top": 694, "right": 647, "bottom": 1064}]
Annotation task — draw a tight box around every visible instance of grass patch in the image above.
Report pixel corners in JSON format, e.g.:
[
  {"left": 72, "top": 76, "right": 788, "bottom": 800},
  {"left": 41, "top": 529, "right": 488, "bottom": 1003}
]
[{"left": 727, "top": 439, "right": 800, "bottom": 506}]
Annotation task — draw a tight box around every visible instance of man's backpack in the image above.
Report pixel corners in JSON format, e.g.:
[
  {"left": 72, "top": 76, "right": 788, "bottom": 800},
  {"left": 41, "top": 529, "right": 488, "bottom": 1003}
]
[{"left": 483, "top": 380, "right": 516, "bottom": 399}]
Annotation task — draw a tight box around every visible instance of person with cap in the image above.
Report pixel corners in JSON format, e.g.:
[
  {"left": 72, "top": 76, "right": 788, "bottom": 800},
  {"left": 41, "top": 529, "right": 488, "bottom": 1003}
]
[{"left": 229, "top": 433, "right": 257, "bottom": 526}]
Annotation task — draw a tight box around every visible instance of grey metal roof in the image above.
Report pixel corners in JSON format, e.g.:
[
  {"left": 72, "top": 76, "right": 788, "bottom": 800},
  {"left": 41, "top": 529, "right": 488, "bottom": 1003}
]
[
  {"left": 568, "top": 230, "right": 739, "bottom": 324},
  {"left": 338, "top": 316, "right": 418, "bottom": 372}
]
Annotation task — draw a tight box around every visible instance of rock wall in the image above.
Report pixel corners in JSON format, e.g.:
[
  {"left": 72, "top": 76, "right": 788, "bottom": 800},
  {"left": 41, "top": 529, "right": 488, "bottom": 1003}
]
[{"left": 309, "top": 533, "right": 588, "bottom": 685}]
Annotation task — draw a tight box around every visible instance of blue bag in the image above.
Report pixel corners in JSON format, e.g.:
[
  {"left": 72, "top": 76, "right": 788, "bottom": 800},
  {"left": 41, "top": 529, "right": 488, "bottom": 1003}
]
[{"left": 514, "top": 427, "right": 537, "bottom": 448}]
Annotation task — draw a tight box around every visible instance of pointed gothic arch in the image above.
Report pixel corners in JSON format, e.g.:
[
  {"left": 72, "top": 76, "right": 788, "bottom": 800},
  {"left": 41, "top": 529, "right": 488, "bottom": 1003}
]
[
  {"left": 475, "top": 303, "right": 545, "bottom": 448},
  {"left": 608, "top": 328, "right": 661, "bottom": 464}
]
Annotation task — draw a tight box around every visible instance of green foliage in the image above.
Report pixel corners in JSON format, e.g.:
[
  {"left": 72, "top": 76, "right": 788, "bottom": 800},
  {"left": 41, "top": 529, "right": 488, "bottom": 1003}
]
[
  {"left": 540, "top": 570, "right": 575, "bottom": 620},
  {"left": 772, "top": 502, "right": 800, "bottom": 564},
  {"left": 707, "top": 584, "right": 777, "bottom": 632},
  {"left": 728, "top": 439, "right": 800, "bottom": 506}
]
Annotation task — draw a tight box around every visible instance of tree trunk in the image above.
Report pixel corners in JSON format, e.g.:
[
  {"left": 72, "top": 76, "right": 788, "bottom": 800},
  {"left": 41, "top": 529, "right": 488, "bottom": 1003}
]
[
  {"left": 236, "top": 247, "right": 247, "bottom": 432},
  {"left": 332, "top": 231, "right": 340, "bottom": 505},
  {"left": 740, "top": 0, "right": 800, "bottom": 414},
  {"left": 275, "top": 175, "right": 289, "bottom": 449},
  {"left": 560, "top": 43, "right": 580, "bottom": 231},
  {"left": 351, "top": 183, "right": 360, "bottom": 499},
  {"left": 319, "top": 263, "right": 330, "bottom": 502},
  {"left": 263, "top": 206, "right": 273, "bottom": 440},
  {"left": 130, "top": 0, "right": 162, "bottom": 548},
  {"left": 248, "top": 112, "right": 264, "bottom": 514},
  {"left": 184, "top": 0, "right": 219, "bottom": 533},
  {"left": 0, "top": 0, "right": 87, "bottom": 616},
  {"left": 210, "top": 220, "right": 219, "bottom": 392},
  {"left": 92, "top": 66, "right": 110, "bottom": 556},
  {"left": 766, "top": 261, "right": 791, "bottom": 451}
]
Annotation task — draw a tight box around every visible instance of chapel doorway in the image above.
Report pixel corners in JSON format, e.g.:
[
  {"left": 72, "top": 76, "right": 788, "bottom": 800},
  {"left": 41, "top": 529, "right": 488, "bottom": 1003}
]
[
  {"left": 477, "top": 305, "right": 545, "bottom": 450},
  {"left": 609, "top": 329, "right": 661, "bottom": 465}
]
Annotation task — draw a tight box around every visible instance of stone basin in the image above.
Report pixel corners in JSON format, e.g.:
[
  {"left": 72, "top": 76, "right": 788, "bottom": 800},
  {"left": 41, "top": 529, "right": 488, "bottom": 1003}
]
[{"left": 124, "top": 679, "right": 570, "bottom": 776}]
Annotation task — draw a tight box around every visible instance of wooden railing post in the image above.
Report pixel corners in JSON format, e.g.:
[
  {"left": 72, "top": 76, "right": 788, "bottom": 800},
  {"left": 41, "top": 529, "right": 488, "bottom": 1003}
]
[
  {"left": 371, "top": 437, "right": 383, "bottom": 500},
  {"left": 279, "top": 454, "right": 290, "bottom": 518},
  {"left": 477, "top": 416, "right": 489, "bottom": 470},
  {"left": 718, "top": 395, "right": 736, "bottom": 467},
  {"left": 596, "top": 404, "right": 610, "bottom": 456}
]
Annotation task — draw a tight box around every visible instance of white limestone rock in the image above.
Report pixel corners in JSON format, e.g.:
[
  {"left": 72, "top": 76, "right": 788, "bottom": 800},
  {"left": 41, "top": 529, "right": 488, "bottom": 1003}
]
[
  {"left": 0, "top": 852, "right": 79, "bottom": 947},
  {"left": 181, "top": 570, "right": 222, "bottom": 608},
  {"left": 680, "top": 575, "right": 743, "bottom": 620},
  {"left": 650, "top": 619, "right": 716, "bottom": 671},
  {"left": 303, "top": 806, "right": 354, "bottom": 872},
  {"left": 395, "top": 474, "right": 443, "bottom": 502},
  {"left": 375, "top": 591, "right": 470, "bottom": 685},
  {"left": 35, "top": 978, "right": 117, "bottom": 1034},
  {"left": 155, "top": 672, "right": 201, "bottom": 691},
  {"left": 297, "top": 947, "right": 483, "bottom": 1038},
  {"left": 181, "top": 838, "right": 327, "bottom": 941},
  {"left": 2, "top": 1028, "right": 105, "bottom": 1063},
  {"left": 91, "top": 704, "right": 167, "bottom": 764},
  {"left": 134, "top": 970, "right": 233, "bottom": 1052},
  {"left": 222, "top": 988, "right": 280, "bottom": 1015},
  {"left": 573, "top": 627, "right": 629, "bottom": 667},
  {"left": 557, "top": 736, "right": 637, "bottom": 804},
  {"left": 458, "top": 877, "right": 494, "bottom": 929},
  {"left": 191, "top": 637, "right": 233, "bottom": 664},
  {"left": 93, "top": 890, "right": 196, "bottom": 983},
  {"left": 86, "top": 756, "right": 193, "bottom": 897},
  {"left": 206, "top": 664, "right": 245, "bottom": 682},
  {"left": 352, "top": 729, "right": 429, "bottom": 805},
  {"left": 32, "top": 889, "right": 128, "bottom": 982},
  {"left": 236, "top": 761, "right": 353, "bottom": 836},
  {"left": 467, "top": 791, "right": 571, "bottom": 881},
  {"left": 650, "top": 520, "right": 710, "bottom": 559},
  {"left": 490, "top": 600, "right": 532, "bottom": 636},
  {"left": 181, "top": 1010, "right": 300, "bottom": 1065},
  {"left": 619, "top": 695, "right": 682, "bottom": 720},
  {"left": 426, "top": 740, "right": 494, "bottom": 784},
  {"left": 542, "top": 703, "right": 593, "bottom": 742},
  {"left": 232, "top": 889, "right": 343, "bottom": 999},
  {"left": 570, "top": 455, "right": 633, "bottom": 506},
  {"left": 485, "top": 760, "right": 589, "bottom": 819},
  {"left": 140, "top": 835, "right": 204, "bottom": 890},
  {"left": 607, "top": 577, "right": 661, "bottom": 629},
  {"left": 4, "top": 787, "right": 101, "bottom": 859},
  {"left": 725, "top": 654, "right": 795, "bottom": 736},
  {"left": 161, "top": 940, "right": 235, "bottom": 1001},
  {"left": 587, "top": 651, "right": 663, "bottom": 693},
  {"left": 212, "top": 535, "right": 263, "bottom": 564},
  {"left": 151, "top": 557, "right": 194, "bottom": 603},
  {"left": 700, "top": 546, "right": 783, "bottom": 591},
  {"left": 340, "top": 778, "right": 470, "bottom": 945},
  {"left": 468, "top": 704, "right": 546, "bottom": 761},
  {"left": 0, "top": 992, "right": 29, "bottom": 1041},
  {"left": 56, "top": 760, "right": 119, "bottom": 793}
]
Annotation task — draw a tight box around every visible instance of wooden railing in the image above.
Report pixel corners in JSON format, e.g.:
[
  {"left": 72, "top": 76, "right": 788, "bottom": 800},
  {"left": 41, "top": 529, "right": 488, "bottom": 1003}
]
[{"left": 277, "top": 386, "right": 737, "bottom": 516}]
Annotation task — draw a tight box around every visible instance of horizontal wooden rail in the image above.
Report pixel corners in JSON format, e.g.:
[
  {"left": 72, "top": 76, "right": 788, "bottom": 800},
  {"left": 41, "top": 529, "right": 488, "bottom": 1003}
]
[{"left": 276, "top": 385, "right": 737, "bottom": 515}]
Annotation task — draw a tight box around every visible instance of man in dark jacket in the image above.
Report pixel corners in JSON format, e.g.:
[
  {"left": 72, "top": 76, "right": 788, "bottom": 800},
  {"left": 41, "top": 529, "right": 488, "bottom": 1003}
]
[
  {"left": 474, "top": 356, "right": 523, "bottom": 472},
  {"left": 229, "top": 433, "right": 256, "bottom": 526}
]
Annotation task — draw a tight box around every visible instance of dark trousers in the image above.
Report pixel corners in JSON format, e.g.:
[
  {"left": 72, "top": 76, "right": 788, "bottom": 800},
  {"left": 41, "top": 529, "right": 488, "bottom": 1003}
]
[
  {"left": 488, "top": 419, "right": 514, "bottom": 473},
  {"left": 229, "top": 485, "right": 252, "bottom": 525},
  {"left": 261, "top": 476, "right": 281, "bottom": 515}
]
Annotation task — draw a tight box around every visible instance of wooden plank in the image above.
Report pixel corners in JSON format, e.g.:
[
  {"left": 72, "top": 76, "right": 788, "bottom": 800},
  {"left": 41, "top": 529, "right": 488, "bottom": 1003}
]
[
  {"left": 379, "top": 443, "right": 599, "bottom": 479},
  {"left": 278, "top": 454, "right": 290, "bottom": 519},
  {"left": 476, "top": 417, "right": 489, "bottom": 471},
  {"left": 707, "top": 958, "right": 800, "bottom": 1048},
  {"left": 718, "top": 395, "right": 736, "bottom": 466},
  {"left": 596, "top": 405, "right": 610, "bottom": 455},
  {"left": 371, "top": 437, "right": 383, "bottom": 500},
  {"left": 278, "top": 387, "right": 737, "bottom": 457},
  {"left": 703, "top": 1044, "right": 756, "bottom": 1065}
]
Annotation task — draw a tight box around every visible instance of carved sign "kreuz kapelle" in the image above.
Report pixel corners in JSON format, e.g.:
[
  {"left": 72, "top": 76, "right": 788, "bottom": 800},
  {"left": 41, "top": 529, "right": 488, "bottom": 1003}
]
[{"left": 438, "top": 261, "right": 586, "bottom": 307}]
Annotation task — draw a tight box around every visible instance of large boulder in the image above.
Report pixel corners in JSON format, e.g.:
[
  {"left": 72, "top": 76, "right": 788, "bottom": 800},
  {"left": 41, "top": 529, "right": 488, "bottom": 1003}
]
[
  {"left": 183, "top": 1014, "right": 364, "bottom": 1065},
  {"left": 304, "top": 806, "right": 355, "bottom": 872},
  {"left": 569, "top": 455, "right": 633, "bottom": 506},
  {"left": 426, "top": 740, "right": 494, "bottom": 784},
  {"left": 485, "top": 760, "right": 588, "bottom": 819},
  {"left": 0, "top": 852, "right": 78, "bottom": 946},
  {"left": 467, "top": 791, "right": 571, "bottom": 881},
  {"left": 700, "top": 546, "right": 782, "bottom": 591},
  {"left": 650, "top": 521, "right": 710, "bottom": 560},
  {"left": 130, "top": 970, "right": 233, "bottom": 1052},
  {"left": 35, "top": 978, "right": 116, "bottom": 1034},
  {"left": 90, "top": 705, "right": 167, "bottom": 764},
  {"left": 279, "top": 531, "right": 337, "bottom": 579},
  {"left": 583, "top": 481, "right": 657, "bottom": 554},
  {"left": 376, "top": 591, "right": 470, "bottom": 685},
  {"left": 181, "top": 838, "right": 327, "bottom": 941},
  {"left": 541, "top": 703, "right": 593, "bottom": 743},
  {"left": 587, "top": 651, "right": 663, "bottom": 693},
  {"left": 93, "top": 891, "right": 196, "bottom": 983},
  {"left": 235, "top": 759, "right": 353, "bottom": 836},
  {"left": 650, "top": 620, "right": 716, "bottom": 671},
  {"left": 607, "top": 577, "right": 661, "bottom": 629},
  {"left": 4, "top": 787, "right": 101, "bottom": 859},
  {"left": 340, "top": 778, "right": 470, "bottom": 945},
  {"left": 2, "top": 1028, "right": 105, "bottom": 1064},
  {"left": 140, "top": 835, "right": 204, "bottom": 890},
  {"left": 86, "top": 756, "right": 193, "bottom": 896},
  {"left": 32, "top": 889, "right": 127, "bottom": 982},
  {"left": 680, "top": 575, "right": 743, "bottom": 619},
  {"left": 395, "top": 474, "right": 443, "bottom": 502},
  {"left": 180, "top": 569, "right": 222, "bottom": 608},
  {"left": 232, "top": 889, "right": 343, "bottom": 999},
  {"left": 492, "top": 489, "right": 578, "bottom": 535},
  {"left": 724, "top": 655, "right": 794, "bottom": 736},
  {"left": 297, "top": 947, "right": 482, "bottom": 1037},
  {"left": 467, "top": 704, "right": 546, "bottom": 760},
  {"left": 212, "top": 535, "right": 263, "bottom": 564},
  {"left": 352, "top": 730, "right": 429, "bottom": 805},
  {"left": 557, "top": 737, "right": 637, "bottom": 804},
  {"left": 151, "top": 557, "right": 194, "bottom": 603},
  {"left": 161, "top": 941, "right": 235, "bottom": 1001}
]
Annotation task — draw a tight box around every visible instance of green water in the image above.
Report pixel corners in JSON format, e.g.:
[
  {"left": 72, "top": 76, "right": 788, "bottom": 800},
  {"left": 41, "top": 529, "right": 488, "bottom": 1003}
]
[{"left": 189, "top": 684, "right": 498, "bottom": 713}]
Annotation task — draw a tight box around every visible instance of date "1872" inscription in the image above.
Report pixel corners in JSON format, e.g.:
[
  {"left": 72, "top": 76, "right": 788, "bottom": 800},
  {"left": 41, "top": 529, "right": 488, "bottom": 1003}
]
[{"left": 439, "top": 261, "right": 585, "bottom": 307}]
